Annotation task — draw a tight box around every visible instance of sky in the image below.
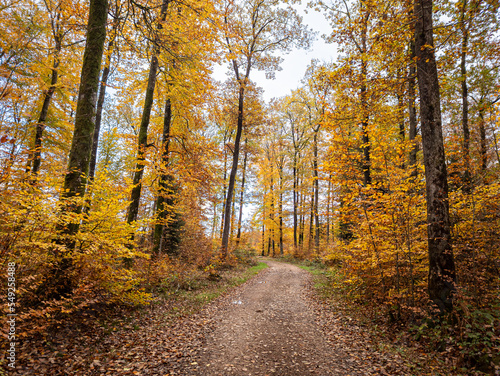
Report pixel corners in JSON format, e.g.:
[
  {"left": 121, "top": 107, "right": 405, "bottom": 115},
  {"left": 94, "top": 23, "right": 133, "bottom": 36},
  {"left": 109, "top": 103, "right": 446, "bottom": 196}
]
[{"left": 212, "top": 4, "right": 336, "bottom": 102}]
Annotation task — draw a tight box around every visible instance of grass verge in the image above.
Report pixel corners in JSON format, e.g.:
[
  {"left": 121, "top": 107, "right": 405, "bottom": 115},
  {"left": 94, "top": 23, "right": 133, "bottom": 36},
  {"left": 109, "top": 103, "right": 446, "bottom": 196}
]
[{"left": 160, "top": 261, "right": 268, "bottom": 319}]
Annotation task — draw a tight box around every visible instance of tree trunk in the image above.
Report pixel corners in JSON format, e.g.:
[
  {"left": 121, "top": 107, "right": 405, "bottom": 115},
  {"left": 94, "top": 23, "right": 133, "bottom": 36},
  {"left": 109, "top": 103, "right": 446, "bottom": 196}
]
[
  {"left": 261, "top": 191, "right": 266, "bottom": 256},
  {"left": 212, "top": 200, "right": 217, "bottom": 240},
  {"left": 126, "top": 0, "right": 170, "bottom": 224},
  {"left": 220, "top": 129, "right": 231, "bottom": 239},
  {"left": 60, "top": 0, "right": 108, "bottom": 231},
  {"left": 235, "top": 139, "right": 248, "bottom": 248},
  {"left": 43, "top": 0, "right": 108, "bottom": 299},
  {"left": 415, "top": 0, "right": 456, "bottom": 313},
  {"left": 479, "top": 107, "right": 487, "bottom": 175},
  {"left": 409, "top": 39, "right": 418, "bottom": 171},
  {"left": 88, "top": 34, "right": 116, "bottom": 183},
  {"left": 278, "top": 161, "right": 284, "bottom": 256},
  {"left": 152, "top": 98, "right": 175, "bottom": 257},
  {"left": 270, "top": 162, "right": 275, "bottom": 257},
  {"left": 26, "top": 35, "right": 62, "bottom": 178},
  {"left": 299, "top": 175, "right": 304, "bottom": 250},
  {"left": 313, "top": 129, "right": 320, "bottom": 252},
  {"left": 230, "top": 184, "right": 237, "bottom": 246},
  {"left": 293, "top": 151, "right": 298, "bottom": 251},
  {"left": 308, "top": 180, "right": 314, "bottom": 253},
  {"left": 326, "top": 175, "right": 331, "bottom": 246},
  {"left": 397, "top": 84, "right": 406, "bottom": 169},
  {"left": 460, "top": 0, "right": 471, "bottom": 190},
  {"left": 360, "top": 4, "right": 371, "bottom": 186},
  {"left": 221, "top": 84, "right": 245, "bottom": 257},
  {"left": 261, "top": 221, "right": 265, "bottom": 256}
]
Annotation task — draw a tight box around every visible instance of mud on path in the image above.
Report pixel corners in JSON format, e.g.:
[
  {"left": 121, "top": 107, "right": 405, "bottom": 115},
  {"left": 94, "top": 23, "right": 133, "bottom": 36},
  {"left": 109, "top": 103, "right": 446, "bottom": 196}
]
[
  {"left": 182, "top": 260, "right": 416, "bottom": 376},
  {"left": 192, "top": 260, "right": 335, "bottom": 375}
]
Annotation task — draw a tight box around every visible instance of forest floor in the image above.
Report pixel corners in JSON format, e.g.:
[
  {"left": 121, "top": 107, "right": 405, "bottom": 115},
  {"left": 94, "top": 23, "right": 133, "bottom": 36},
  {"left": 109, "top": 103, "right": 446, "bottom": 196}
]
[{"left": 7, "top": 259, "right": 460, "bottom": 375}]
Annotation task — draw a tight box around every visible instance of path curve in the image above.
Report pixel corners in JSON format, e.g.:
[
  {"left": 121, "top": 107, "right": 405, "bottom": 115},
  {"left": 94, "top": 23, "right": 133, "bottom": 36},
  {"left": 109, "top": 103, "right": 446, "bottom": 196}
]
[{"left": 194, "top": 260, "right": 341, "bottom": 375}]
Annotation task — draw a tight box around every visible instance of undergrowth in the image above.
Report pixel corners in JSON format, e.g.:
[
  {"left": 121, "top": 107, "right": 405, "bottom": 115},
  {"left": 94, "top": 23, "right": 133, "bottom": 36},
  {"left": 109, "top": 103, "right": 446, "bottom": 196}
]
[{"left": 288, "top": 257, "right": 499, "bottom": 376}]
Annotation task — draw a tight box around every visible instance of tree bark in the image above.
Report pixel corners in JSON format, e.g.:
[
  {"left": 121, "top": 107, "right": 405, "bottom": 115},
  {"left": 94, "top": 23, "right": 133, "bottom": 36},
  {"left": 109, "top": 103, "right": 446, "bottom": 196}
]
[
  {"left": 88, "top": 32, "right": 116, "bottom": 183},
  {"left": 152, "top": 97, "right": 175, "bottom": 257},
  {"left": 220, "top": 131, "right": 228, "bottom": 239},
  {"left": 460, "top": 0, "right": 471, "bottom": 190},
  {"left": 308, "top": 180, "right": 314, "bottom": 253},
  {"left": 313, "top": 128, "right": 320, "bottom": 252},
  {"left": 42, "top": 0, "right": 108, "bottom": 300},
  {"left": 409, "top": 39, "right": 418, "bottom": 171},
  {"left": 235, "top": 139, "right": 248, "bottom": 248},
  {"left": 360, "top": 2, "right": 371, "bottom": 186},
  {"left": 293, "top": 150, "right": 298, "bottom": 251},
  {"left": 270, "top": 160, "right": 275, "bottom": 257},
  {"left": 26, "top": 34, "right": 62, "bottom": 178},
  {"left": 278, "top": 159, "right": 284, "bottom": 256},
  {"left": 415, "top": 0, "right": 456, "bottom": 313},
  {"left": 261, "top": 191, "right": 266, "bottom": 256},
  {"left": 60, "top": 0, "right": 108, "bottom": 232},
  {"left": 326, "top": 175, "right": 331, "bottom": 246},
  {"left": 221, "top": 83, "right": 245, "bottom": 257},
  {"left": 479, "top": 108, "right": 487, "bottom": 173},
  {"left": 126, "top": 0, "right": 170, "bottom": 224}
]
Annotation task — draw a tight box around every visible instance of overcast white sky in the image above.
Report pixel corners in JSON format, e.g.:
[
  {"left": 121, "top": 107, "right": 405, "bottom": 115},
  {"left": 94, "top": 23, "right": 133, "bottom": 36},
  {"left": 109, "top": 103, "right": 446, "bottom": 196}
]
[{"left": 212, "top": 5, "right": 336, "bottom": 101}]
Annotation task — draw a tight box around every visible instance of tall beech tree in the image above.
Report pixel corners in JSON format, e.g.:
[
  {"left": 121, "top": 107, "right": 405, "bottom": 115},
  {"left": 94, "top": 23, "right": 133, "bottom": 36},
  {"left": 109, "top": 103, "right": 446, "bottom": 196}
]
[
  {"left": 25, "top": 0, "right": 78, "bottom": 178},
  {"left": 41, "top": 0, "right": 108, "bottom": 298},
  {"left": 88, "top": 1, "right": 124, "bottom": 183},
  {"left": 414, "top": 0, "right": 456, "bottom": 313},
  {"left": 219, "top": 0, "right": 310, "bottom": 258},
  {"left": 59, "top": 0, "right": 108, "bottom": 234},
  {"left": 126, "top": 0, "right": 170, "bottom": 224}
]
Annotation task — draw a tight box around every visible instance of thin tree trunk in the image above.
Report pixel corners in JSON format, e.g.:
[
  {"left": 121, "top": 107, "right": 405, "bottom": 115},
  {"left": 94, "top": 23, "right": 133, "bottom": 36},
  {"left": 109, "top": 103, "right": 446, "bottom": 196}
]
[
  {"left": 269, "top": 156, "right": 276, "bottom": 256},
  {"left": 313, "top": 129, "right": 320, "bottom": 252},
  {"left": 460, "top": 0, "right": 471, "bottom": 192},
  {"left": 126, "top": 0, "right": 170, "bottom": 224},
  {"left": 460, "top": 0, "right": 471, "bottom": 190},
  {"left": 398, "top": 87, "right": 406, "bottom": 169},
  {"left": 221, "top": 83, "right": 245, "bottom": 257},
  {"left": 230, "top": 184, "right": 237, "bottom": 246},
  {"left": 299, "top": 175, "right": 304, "bottom": 250},
  {"left": 88, "top": 34, "right": 116, "bottom": 183},
  {"left": 26, "top": 35, "right": 62, "bottom": 177},
  {"left": 326, "top": 175, "right": 331, "bottom": 246},
  {"left": 235, "top": 140, "right": 248, "bottom": 247},
  {"left": 293, "top": 151, "right": 298, "bottom": 251},
  {"left": 278, "top": 161, "right": 284, "bottom": 256},
  {"left": 308, "top": 182, "right": 314, "bottom": 253},
  {"left": 220, "top": 131, "right": 229, "bottom": 239},
  {"left": 415, "top": 0, "right": 456, "bottom": 313},
  {"left": 212, "top": 200, "right": 217, "bottom": 240},
  {"left": 409, "top": 39, "right": 418, "bottom": 171},
  {"left": 152, "top": 98, "right": 174, "bottom": 257},
  {"left": 360, "top": 3, "right": 371, "bottom": 186},
  {"left": 479, "top": 108, "right": 487, "bottom": 174},
  {"left": 261, "top": 221, "right": 265, "bottom": 256}
]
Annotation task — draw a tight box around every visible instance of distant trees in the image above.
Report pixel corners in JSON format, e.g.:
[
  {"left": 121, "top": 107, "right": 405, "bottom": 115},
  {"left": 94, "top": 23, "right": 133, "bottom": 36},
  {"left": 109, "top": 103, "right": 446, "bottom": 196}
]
[{"left": 218, "top": 0, "right": 310, "bottom": 259}]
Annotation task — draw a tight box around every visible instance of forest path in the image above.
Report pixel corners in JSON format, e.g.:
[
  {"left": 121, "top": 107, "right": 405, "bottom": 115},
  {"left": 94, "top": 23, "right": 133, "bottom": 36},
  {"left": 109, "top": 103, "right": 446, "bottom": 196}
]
[
  {"left": 183, "top": 260, "right": 383, "bottom": 376},
  {"left": 11, "top": 259, "right": 419, "bottom": 375}
]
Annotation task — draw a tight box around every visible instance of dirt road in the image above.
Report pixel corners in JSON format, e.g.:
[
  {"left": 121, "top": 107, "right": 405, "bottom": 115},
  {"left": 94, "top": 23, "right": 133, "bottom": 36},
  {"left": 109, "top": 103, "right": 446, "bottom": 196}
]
[{"left": 193, "top": 260, "right": 345, "bottom": 375}]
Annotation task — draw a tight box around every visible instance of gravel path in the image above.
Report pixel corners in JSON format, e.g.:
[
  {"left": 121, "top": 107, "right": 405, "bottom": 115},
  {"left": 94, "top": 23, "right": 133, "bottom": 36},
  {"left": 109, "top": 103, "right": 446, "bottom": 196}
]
[
  {"left": 7, "top": 260, "right": 444, "bottom": 375},
  {"left": 193, "top": 260, "right": 343, "bottom": 375}
]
